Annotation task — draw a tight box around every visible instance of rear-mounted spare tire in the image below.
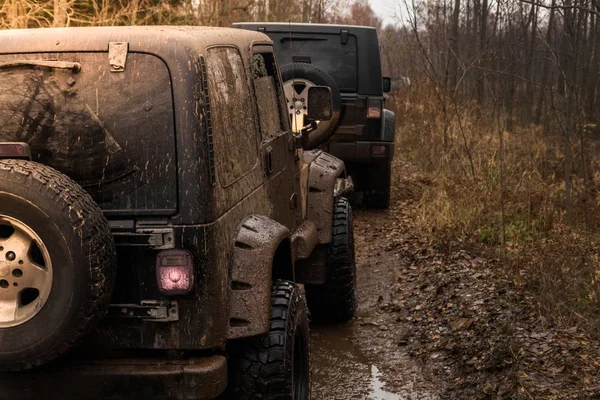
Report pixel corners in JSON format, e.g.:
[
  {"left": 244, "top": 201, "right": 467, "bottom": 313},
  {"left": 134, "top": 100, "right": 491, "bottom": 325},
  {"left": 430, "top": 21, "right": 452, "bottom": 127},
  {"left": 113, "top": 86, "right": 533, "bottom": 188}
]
[
  {"left": 281, "top": 62, "right": 342, "bottom": 149},
  {"left": 0, "top": 160, "right": 116, "bottom": 371}
]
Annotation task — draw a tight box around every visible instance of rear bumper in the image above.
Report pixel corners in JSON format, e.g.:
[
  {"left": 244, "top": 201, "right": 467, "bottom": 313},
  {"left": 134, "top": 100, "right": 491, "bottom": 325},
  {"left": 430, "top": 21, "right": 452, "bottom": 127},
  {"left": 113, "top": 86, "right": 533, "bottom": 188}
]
[
  {"left": 328, "top": 140, "right": 394, "bottom": 165},
  {"left": 0, "top": 355, "right": 227, "bottom": 400}
]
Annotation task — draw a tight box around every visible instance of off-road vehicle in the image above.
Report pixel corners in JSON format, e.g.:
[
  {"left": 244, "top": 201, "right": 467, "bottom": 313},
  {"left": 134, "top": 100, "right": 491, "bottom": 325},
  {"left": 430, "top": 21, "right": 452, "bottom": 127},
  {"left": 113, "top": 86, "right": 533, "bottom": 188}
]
[
  {"left": 233, "top": 22, "right": 396, "bottom": 208},
  {"left": 0, "top": 25, "right": 357, "bottom": 399}
]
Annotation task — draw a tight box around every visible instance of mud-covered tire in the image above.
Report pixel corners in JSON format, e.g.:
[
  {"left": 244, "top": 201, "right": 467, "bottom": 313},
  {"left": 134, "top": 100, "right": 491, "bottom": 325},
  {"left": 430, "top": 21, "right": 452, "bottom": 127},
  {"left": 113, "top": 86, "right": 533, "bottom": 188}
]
[
  {"left": 280, "top": 62, "right": 342, "bottom": 149},
  {"left": 306, "top": 197, "right": 357, "bottom": 323},
  {"left": 227, "top": 280, "right": 310, "bottom": 400},
  {"left": 0, "top": 160, "right": 116, "bottom": 371}
]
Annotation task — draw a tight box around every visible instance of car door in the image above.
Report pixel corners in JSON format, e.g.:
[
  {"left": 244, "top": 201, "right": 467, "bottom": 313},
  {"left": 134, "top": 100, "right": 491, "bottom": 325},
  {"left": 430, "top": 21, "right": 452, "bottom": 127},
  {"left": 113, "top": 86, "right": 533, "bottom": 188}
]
[{"left": 250, "top": 47, "right": 302, "bottom": 232}]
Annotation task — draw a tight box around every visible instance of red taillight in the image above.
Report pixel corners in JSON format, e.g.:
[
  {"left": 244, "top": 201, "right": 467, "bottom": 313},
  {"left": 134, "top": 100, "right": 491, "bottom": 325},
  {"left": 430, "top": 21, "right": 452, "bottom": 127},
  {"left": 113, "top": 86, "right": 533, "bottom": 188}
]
[
  {"left": 0, "top": 142, "right": 31, "bottom": 159},
  {"left": 156, "top": 250, "right": 194, "bottom": 295},
  {"left": 371, "top": 145, "right": 387, "bottom": 156},
  {"left": 367, "top": 99, "right": 382, "bottom": 119}
]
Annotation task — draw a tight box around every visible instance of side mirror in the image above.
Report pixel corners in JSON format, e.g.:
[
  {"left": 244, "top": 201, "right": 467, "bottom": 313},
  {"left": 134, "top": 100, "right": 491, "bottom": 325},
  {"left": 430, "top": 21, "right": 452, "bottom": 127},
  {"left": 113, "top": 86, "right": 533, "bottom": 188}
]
[
  {"left": 306, "top": 86, "right": 332, "bottom": 121},
  {"left": 382, "top": 77, "right": 392, "bottom": 93}
]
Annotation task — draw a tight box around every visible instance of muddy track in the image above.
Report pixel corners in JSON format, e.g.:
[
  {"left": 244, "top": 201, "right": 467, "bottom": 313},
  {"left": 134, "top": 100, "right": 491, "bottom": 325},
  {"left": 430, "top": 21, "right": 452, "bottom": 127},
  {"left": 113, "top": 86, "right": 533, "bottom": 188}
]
[
  {"left": 310, "top": 160, "right": 600, "bottom": 399},
  {"left": 310, "top": 208, "right": 441, "bottom": 399}
]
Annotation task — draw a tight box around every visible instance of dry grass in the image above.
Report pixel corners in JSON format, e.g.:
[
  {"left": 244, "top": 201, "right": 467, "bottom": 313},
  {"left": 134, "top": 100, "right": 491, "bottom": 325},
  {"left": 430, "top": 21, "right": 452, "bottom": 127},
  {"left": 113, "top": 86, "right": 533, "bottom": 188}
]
[{"left": 390, "top": 81, "right": 600, "bottom": 337}]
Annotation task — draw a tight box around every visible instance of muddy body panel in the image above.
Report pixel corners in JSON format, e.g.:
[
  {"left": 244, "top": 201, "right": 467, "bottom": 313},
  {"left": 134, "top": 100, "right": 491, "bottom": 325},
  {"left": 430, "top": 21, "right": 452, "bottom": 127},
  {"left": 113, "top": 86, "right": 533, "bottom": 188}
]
[
  {"left": 0, "top": 26, "right": 273, "bottom": 224},
  {"left": 305, "top": 150, "right": 346, "bottom": 244},
  {"left": 0, "top": 355, "right": 227, "bottom": 400}
]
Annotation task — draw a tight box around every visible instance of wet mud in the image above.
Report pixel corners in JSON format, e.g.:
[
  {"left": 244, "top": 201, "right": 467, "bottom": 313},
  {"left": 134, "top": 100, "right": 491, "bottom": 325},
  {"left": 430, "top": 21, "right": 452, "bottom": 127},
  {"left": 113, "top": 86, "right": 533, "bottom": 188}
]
[
  {"left": 310, "top": 160, "right": 600, "bottom": 399},
  {"left": 310, "top": 210, "right": 440, "bottom": 400}
]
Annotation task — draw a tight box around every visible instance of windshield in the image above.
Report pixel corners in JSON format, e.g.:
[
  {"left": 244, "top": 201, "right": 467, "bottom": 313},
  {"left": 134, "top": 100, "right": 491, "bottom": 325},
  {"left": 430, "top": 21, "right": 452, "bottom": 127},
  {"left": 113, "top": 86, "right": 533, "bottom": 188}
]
[{"left": 0, "top": 52, "right": 177, "bottom": 214}]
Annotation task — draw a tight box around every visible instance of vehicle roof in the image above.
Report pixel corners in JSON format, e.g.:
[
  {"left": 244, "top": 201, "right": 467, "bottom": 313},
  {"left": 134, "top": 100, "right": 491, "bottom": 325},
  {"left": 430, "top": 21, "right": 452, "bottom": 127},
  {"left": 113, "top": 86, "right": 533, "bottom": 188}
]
[
  {"left": 232, "top": 22, "right": 378, "bottom": 35},
  {"left": 0, "top": 25, "right": 271, "bottom": 55},
  {"left": 233, "top": 22, "right": 383, "bottom": 95}
]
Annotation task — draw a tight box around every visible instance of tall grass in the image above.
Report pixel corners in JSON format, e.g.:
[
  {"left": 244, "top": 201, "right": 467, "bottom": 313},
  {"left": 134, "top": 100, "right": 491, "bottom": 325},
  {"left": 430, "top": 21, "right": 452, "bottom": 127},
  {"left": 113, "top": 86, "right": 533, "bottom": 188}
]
[{"left": 390, "top": 81, "right": 600, "bottom": 336}]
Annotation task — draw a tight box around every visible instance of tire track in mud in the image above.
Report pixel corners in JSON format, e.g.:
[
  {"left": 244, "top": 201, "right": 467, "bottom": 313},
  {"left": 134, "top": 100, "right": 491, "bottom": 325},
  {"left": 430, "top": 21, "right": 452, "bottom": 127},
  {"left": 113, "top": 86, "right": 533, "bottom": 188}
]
[{"left": 310, "top": 208, "right": 441, "bottom": 400}]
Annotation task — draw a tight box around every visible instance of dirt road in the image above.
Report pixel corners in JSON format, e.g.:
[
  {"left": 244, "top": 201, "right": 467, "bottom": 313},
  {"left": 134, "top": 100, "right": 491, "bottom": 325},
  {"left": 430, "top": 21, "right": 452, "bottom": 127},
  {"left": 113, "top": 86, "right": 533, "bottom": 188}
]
[
  {"left": 310, "top": 207, "right": 441, "bottom": 400},
  {"left": 310, "top": 160, "right": 600, "bottom": 399}
]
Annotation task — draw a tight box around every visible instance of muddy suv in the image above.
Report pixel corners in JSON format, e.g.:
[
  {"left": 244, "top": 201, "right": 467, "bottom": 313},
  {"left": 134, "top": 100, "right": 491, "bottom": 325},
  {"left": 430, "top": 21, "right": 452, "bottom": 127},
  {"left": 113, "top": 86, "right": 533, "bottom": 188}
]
[
  {"left": 233, "top": 22, "right": 396, "bottom": 208},
  {"left": 0, "top": 26, "right": 356, "bottom": 399}
]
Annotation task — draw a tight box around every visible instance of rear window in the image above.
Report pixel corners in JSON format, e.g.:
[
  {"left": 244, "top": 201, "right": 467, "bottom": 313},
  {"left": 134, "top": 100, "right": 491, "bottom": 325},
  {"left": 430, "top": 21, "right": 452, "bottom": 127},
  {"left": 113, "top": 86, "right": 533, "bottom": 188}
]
[
  {"left": 252, "top": 52, "right": 288, "bottom": 141},
  {"left": 0, "top": 52, "right": 177, "bottom": 214},
  {"left": 273, "top": 33, "right": 358, "bottom": 92},
  {"left": 205, "top": 47, "right": 258, "bottom": 187}
]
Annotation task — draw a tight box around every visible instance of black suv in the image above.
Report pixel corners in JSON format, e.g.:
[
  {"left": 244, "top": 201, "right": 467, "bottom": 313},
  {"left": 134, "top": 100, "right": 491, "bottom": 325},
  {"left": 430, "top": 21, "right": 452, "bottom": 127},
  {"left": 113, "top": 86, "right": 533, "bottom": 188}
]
[
  {"left": 233, "top": 22, "right": 396, "bottom": 208},
  {"left": 0, "top": 26, "right": 356, "bottom": 400}
]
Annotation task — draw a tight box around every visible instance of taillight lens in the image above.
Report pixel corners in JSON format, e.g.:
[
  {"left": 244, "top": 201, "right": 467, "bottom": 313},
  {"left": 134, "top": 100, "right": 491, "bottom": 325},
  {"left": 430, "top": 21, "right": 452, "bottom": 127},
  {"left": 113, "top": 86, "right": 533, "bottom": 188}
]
[
  {"left": 0, "top": 142, "right": 31, "bottom": 159},
  {"left": 156, "top": 250, "right": 194, "bottom": 295},
  {"left": 367, "top": 99, "right": 382, "bottom": 119},
  {"left": 371, "top": 145, "right": 387, "bottom": 156}
]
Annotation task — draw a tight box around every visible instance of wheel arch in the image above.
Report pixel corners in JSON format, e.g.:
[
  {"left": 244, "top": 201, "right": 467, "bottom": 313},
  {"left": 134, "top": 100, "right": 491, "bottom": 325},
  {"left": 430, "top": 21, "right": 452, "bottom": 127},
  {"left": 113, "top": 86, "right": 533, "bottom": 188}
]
[
  {"left": 227, "top": 215, "right": 293, "bottom": 340},
  {"left": 272, "top": 237, "right": 294, "bottom": 282}
]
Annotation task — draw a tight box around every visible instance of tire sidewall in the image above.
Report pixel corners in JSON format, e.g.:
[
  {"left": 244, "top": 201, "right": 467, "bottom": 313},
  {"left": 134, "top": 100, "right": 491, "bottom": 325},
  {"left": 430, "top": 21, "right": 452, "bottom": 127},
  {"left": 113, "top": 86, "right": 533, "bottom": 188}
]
[
  {"left": 345, "top": 199, "right": 357, "bottom": 294},
  {"left": 334, "top": 197, "right": 357, "bottom": 310},
  {"left": 0, "top": 188, "right": 87, "bottom": 364},
  {"left": 305, "top": 197, "right": 357, "bottom": 323},
  {"left": 280, "top": 63, "right": 342, "bottom": 112}
]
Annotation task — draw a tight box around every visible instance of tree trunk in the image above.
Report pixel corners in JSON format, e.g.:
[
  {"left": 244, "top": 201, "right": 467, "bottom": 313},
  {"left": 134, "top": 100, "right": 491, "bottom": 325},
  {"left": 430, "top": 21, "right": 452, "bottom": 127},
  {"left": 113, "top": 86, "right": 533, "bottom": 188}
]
[
  {"left": 53, "top": 0, "right": 69, "bottom": 27},
  {"left": 448, "top": 0, "right": 461, "bottom": 91}
]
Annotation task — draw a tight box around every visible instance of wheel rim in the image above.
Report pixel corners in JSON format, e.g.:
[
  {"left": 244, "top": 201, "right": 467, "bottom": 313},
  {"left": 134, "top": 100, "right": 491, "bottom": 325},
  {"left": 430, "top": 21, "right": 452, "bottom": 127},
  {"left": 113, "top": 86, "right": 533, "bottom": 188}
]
[
  {"left": 292, "top": 326, "right": 310, "bottom": 399},
  {"left": 0, "top": 215, "right": 53, "bottom": 328},
  {"left": 284, "top": 78, "right": 317, "bottom": 133},
  {"left": 285, "top": 77, "right": 340, "bottom": 137}
]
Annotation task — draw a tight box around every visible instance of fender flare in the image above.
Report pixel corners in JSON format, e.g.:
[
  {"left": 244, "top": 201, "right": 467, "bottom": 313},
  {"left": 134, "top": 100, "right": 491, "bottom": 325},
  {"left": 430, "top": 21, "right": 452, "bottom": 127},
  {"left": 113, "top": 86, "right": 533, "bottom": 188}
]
[
  {"left": 381, "top": 108, "right": 396, "bottom": 142},
  {"left": 305, "top": 150, "right": 346, "bottom": 244},
  {"left": 227, "top": 215, "right": 292, "bottom": 340}
]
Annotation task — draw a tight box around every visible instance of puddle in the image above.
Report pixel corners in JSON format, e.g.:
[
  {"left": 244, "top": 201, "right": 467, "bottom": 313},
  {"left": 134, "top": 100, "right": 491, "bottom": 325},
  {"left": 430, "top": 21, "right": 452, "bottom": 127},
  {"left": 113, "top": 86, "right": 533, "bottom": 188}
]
[
  {"left": 310, "top": 323, "right": 404, "bottom": 400},
  {"left": 309, "top": 210, "right": 441, "bottom": 400},
  {"left": 369, "top": 365, "right": 402, "bottom": 400}
]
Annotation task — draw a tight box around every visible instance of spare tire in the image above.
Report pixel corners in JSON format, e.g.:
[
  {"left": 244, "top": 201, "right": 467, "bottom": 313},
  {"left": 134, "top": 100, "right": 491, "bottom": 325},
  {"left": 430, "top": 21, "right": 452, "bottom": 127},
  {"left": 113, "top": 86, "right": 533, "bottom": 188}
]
[
  {"left": 0, "top": 159, "right": 116, "bottom": 371},
  {"left": 280, "top": 62, "right": 342, "bottom": 149}
]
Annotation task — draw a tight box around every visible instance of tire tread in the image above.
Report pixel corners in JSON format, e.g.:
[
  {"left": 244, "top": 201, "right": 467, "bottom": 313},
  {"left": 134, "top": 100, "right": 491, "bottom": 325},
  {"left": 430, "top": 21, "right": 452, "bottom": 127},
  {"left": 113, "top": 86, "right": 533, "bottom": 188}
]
[
  {"left": 0, "top": 159, "right": 116, "bottom": 371},
  {"left": 228, "top": 280, "right": 310, "bottom": 400},
  {"left": 306, "top": 197, "right": 357, "bottom": 322}
]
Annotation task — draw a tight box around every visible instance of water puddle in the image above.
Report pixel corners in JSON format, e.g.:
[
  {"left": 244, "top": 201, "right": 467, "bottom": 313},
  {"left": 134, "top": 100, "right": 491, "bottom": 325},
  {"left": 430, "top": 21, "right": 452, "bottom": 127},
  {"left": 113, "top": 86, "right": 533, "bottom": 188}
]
[
  {"left": 310, "top": 323, "right": 404, "bottom": 400},
  {"left": 369, "top": 365, "right": 402, "bottom": 400}
]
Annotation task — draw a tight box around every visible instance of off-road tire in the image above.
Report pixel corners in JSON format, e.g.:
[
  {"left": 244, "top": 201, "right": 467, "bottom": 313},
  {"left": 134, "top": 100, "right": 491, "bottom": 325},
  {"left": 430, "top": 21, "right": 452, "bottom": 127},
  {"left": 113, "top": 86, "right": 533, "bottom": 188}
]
[
  {"left": 227, "top": 280, "right": 310, "bottom": 400},
  {"left": 306, "top": 197, "right": 357, "bottom": 323},
  {"left": 0, "top": 159, "right": 116, "bottom": 371},
  {"left": 280, "top": 62, "right": 342, "bottom": 149}
]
